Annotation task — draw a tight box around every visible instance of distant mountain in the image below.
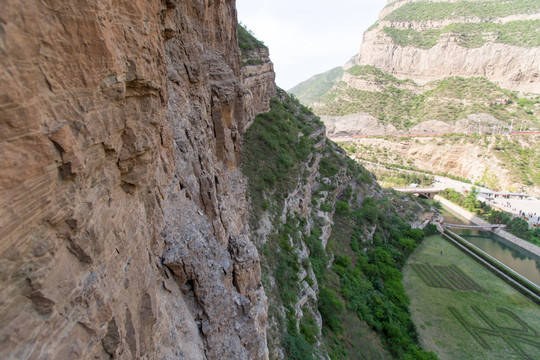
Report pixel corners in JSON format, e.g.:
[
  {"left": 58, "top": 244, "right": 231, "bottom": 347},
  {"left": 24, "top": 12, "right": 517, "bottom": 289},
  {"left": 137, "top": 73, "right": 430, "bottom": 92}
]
[
  {"left": 288, "top": 66, "right": 343, "bottom": 105},
  {"left": 363, "top": 0, "right": 540, "bottom": 93},
  {"left": 290, "top": 0, "right": 540, "bottom": 137}
]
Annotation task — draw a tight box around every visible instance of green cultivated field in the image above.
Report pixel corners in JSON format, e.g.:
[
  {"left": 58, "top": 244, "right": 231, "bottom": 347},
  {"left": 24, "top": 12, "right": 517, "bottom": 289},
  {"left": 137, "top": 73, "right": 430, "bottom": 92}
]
[{"left": 403, "top": 235, "right": 540, "bottom": 360}]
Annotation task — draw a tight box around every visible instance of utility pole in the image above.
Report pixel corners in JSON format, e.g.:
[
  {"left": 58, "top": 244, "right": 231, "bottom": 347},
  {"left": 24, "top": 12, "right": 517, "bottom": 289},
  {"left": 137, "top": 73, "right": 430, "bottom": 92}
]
[{"left": 510, "top": 119, "right": 514, "bottom": 133}]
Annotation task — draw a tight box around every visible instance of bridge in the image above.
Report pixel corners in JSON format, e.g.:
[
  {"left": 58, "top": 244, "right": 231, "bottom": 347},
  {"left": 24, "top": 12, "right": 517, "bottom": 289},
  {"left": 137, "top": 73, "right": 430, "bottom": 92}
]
[
  {"left": 443, "top": 223, "right": 506, "bottom": 230},
  {"left": 393, "top": 187, "right": 444, "bottom": 199}
]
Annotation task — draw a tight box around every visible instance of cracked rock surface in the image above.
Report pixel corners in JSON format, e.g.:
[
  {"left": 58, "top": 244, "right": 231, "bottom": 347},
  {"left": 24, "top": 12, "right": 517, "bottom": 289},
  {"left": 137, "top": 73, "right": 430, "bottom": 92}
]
[{"left": 0, "top": 0, "right": 274, "bottom": 359}]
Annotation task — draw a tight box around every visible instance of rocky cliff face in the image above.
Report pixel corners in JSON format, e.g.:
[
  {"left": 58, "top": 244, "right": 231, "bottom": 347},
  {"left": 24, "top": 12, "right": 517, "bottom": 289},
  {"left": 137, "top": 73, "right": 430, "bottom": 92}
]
[
  {"left": 359, "top": 0, "right": 540, "bottom": 93},
  {"left": 290, "top": 0, "right": 540, "bottom": 138},
  {"left": 0, "top": 1, "right": 274, "bottom": 359},
  {"left": 242, "top": 47, "right": 277, "bottom": 124},
  {"left": 344, "top": 134, "right": 540, "bottom": 196}
]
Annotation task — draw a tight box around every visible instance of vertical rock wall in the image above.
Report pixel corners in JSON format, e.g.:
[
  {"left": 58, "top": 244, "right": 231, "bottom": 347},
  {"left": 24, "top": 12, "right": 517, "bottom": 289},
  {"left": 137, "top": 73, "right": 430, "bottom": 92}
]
[
  {"left": 358, "top": 0, "right": 540, "bottom": 92},
  {"left": 0, "top": 0, "right": 274, "bottom": 359}
]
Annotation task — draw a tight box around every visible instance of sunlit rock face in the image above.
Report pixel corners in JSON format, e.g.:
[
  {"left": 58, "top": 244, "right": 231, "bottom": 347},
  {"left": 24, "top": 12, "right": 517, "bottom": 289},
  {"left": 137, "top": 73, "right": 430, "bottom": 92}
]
[
  {"left": 0, "top": 0, "right": 274, "bottom": 359},
  {"left": 359, "top": 0, "right": 540, "bottom": 93}
]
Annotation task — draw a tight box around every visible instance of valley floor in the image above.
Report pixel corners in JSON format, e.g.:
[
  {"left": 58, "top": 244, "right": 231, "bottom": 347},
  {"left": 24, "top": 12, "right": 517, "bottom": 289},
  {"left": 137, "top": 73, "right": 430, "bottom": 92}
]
[{"left": 403, "top": 235, "right": 540, "bottom": 360}]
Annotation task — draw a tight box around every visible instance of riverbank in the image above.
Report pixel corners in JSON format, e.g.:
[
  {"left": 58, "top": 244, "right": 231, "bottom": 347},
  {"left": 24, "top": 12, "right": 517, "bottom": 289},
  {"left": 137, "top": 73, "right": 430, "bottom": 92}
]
[{"left": 434, "top": 195, "right": 540, "bottom": 258}]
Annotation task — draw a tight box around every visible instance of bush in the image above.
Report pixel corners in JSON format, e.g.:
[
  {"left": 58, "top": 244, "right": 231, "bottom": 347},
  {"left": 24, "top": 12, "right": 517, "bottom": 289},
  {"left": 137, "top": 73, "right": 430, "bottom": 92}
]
[
  {"left": 318, "top": 287, "right": 344, "bottom": 333},
  {"left": 320, "top": 203, "right": 333, "bottom": 212},
  {"left": 335, "top": 201, "right": 350, "bottom": 214},
  {"left": 299, "top": 312, "right": 319, "bottom": 345},
  {"left": 283, "top": 333, "right": 314, "bottom": 360},
  {"left": 319, "top": 157, "right": 339, "bottom": 177},
  {"left": 237, "top": 24, "right": 266, "bottom": 56}
]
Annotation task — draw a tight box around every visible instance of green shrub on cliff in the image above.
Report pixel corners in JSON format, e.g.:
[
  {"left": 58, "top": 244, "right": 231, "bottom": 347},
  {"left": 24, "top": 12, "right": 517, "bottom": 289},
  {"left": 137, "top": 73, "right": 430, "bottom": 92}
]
[
  {"left": 384, "top": 0, "right": 540, "bottom": 22},
  {"left": 243, "top": 89, "right": 437, "bottom": 359},
  {"left": 320, "top": 198, "right": 439, "bottom": 359},
  {"left": 242, "top": 88, "right": 323, "bottom": 226},
  {"left": 237, "top": 24, "right": 266, "bottom": 56}
]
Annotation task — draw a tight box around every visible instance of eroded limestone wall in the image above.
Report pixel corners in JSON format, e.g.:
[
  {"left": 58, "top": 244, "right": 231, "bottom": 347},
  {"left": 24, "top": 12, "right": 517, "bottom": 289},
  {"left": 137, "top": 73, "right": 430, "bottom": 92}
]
[{"left": 0, "top": 0, "right": 273, "bottom": 359}]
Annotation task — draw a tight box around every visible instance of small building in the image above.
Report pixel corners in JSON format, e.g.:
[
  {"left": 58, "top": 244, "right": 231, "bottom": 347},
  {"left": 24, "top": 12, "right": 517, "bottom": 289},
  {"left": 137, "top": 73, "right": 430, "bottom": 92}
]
[{"left": 476, "top": 190, "right": 529, "bottom": 200}]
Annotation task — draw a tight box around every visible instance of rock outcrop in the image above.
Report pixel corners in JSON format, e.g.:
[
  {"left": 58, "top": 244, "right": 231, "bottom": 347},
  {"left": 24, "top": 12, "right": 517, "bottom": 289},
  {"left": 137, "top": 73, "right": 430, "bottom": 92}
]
[
  {"left": 242, "top": 47, "right": 277, "bottom": 128},
  {"left": 345, "top": 134, "right": 540, "bottom": 196},
  {"left": 359, "top": 0, "right": 540, "bottom": 93},
  {"left": 0, "top": 1, "right": 274, "bottom": 359}
]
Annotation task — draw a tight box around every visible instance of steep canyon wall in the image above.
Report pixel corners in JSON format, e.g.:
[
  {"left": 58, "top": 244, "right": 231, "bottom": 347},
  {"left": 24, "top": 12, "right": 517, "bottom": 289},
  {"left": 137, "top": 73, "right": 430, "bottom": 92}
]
[
  {"left": 0, "top": 0, "right": 274, "bottom": 358},
  {"left": 359, "top": 0, "right": 540, "bottom": 92}
]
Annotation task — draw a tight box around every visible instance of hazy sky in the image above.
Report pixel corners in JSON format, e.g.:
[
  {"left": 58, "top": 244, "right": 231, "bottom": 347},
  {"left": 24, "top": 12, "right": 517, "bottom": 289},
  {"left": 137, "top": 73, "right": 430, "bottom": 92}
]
[{"left": 236, "top": 0, "right": 382, "bottom": 90}]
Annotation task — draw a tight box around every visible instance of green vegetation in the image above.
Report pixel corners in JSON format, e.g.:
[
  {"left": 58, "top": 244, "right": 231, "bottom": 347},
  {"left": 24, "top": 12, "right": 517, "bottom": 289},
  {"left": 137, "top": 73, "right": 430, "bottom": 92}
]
[
  {"left": 346, "top": 65, "right": 416, "bottom": 86},
  {"left": 383, "top": 28, "right": 440, "bottom": 49},
  {"left": 438, "top": 189, "right": 489, "bottom": 215},
  {"left": 316, "top": 74, "right": 537, "bottom": 128},
  {"left": 318, "top": 195, "right": 439, "bottom": 359},
  {"left": 384, "top": 20, "right": 540, "bottom": 49},
  {"left": 439, "top": 189, "right": 540, "bottom": 245},
  {"left": 243, "top": 88, "right": 438, "bottom": 359},
  {"left": 237, "top": 24, "right": 266, "bottom": 56},
  {"left": 289, "top": 67, "right": 344, "bottom": 105},
  {"left": 370, "top": 168, "right": 434, "bottom": 188},
  {"left": 491, "top": 135, "right": 540, "bottom": 187},
  {"left": 384, "top": 0, "right": 540, "bottom": 22},
  {"left": 242, "top": 90, "right": 324, "bottom": 359},
  {"left": 403, "top": 235, "right": 540, "bottom": 360},
  {"left": 318, "top": 83, "right": 417, "bottom": 128},
  {"left": 243, "top": 89, "right": 378, "bottom": 359},
  {"left": 242, "top": 88, "right": 323, "bottom": 227},
  {"left": 242, "top": 92, "right": 326, "bottom": 359}
]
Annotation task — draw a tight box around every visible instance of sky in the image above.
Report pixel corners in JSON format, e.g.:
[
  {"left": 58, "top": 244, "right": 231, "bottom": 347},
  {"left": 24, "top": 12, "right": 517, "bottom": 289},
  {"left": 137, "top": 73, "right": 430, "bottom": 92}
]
[{"left": 236, "top": 0, "right": 382, "bottom": 90}]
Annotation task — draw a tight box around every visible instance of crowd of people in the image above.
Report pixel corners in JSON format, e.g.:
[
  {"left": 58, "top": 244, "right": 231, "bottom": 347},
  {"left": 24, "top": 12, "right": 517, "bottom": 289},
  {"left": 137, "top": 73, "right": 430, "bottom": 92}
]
[
  {"left": 519, "top": 210, "right": 539, "bottom": 226},
  {"left": 490, "top": 198, "right": 540, "bottom": 227}
]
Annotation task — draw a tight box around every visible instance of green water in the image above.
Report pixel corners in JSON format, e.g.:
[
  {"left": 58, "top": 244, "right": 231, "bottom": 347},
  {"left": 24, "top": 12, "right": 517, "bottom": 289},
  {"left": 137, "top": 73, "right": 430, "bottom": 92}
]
[{"left": 440, "top": 206, "right": 540, "bottom": 287}]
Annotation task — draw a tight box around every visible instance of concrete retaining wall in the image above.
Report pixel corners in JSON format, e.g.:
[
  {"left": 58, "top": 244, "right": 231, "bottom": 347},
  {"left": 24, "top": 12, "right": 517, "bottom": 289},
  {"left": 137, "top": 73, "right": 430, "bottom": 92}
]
[{"left": 434, "top": 195, "right": 540, "bottom": 258}]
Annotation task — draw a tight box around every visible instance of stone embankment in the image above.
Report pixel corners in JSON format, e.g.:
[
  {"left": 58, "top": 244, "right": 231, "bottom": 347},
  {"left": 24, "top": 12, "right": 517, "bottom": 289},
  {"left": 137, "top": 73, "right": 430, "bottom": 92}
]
[{"left": 435, "top": 195, "right": 540, "bottom": 257}]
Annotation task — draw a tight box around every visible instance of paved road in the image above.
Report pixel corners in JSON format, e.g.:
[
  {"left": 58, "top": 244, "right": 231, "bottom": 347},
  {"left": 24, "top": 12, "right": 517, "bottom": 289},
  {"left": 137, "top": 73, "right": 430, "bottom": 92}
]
[
  {"left": 432, "top": 176, "right": 474, "bottom": 193},
  {"left": 361, "top": 159, "right": 540, "bottom": 226}
]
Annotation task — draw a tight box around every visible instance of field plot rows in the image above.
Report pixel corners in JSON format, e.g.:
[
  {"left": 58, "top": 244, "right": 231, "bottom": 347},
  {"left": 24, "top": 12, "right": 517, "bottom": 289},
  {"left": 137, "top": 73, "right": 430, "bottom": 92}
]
[
  {"left": 404, "top": 236, "right": 540, "bottom": 360},
  {"left": 449, "top": 306, "right": 540, "bottom": 360},
  {"left": 411, "top": 263, "right": 488, "bottom": 293}
]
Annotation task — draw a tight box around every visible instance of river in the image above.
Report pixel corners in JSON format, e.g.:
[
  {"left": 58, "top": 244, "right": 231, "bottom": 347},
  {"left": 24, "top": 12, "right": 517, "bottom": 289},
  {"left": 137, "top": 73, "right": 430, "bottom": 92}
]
[{"left": 440, "top": 206, "right": 540, "bottom": 287}]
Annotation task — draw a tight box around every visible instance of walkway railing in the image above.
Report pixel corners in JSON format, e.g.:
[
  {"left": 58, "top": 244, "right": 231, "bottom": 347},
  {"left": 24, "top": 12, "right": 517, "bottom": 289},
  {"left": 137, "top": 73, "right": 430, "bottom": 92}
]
[{"left": 443, "top": 223, "right": 506, "bottom": 229}]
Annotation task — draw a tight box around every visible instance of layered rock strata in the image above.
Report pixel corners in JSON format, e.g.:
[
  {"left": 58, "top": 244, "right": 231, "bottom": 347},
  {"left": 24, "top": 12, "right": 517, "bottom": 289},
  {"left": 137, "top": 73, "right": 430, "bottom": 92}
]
[
  {"left": 0, "top": 0, "right": 274, "bottom": 359},
  {"left": 242, "top": 47, "right": 277, "bottom": 127},
  {"left": 359, "top": 0, "right": 540, "bottom": 92}
]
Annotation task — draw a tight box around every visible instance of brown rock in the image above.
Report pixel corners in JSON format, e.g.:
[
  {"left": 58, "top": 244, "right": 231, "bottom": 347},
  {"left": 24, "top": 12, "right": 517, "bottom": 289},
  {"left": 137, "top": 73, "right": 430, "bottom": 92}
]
[{"left": 0, "top": 0, "right": 274, "bottom": 359}]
